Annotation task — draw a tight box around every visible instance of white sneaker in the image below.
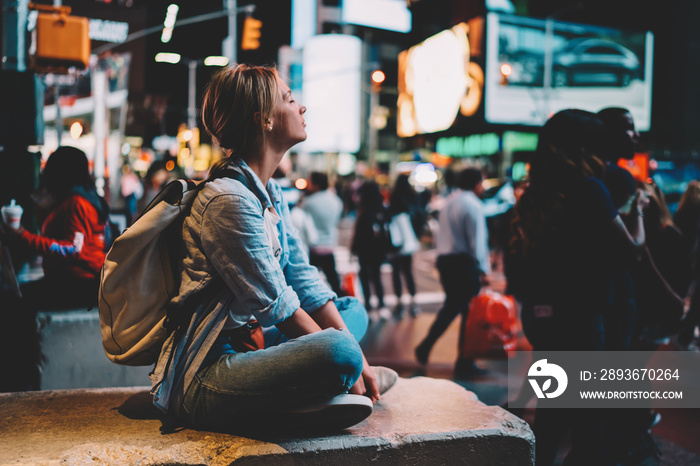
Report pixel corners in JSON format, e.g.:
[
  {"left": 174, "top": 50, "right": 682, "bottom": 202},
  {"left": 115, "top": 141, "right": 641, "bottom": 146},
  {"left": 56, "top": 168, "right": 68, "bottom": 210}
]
[
  {"left": 282, "top": 394, "right": 373, "bottom": 430},
  {"left": 371, "top": 366, "right": 399, "bottom": 394}
]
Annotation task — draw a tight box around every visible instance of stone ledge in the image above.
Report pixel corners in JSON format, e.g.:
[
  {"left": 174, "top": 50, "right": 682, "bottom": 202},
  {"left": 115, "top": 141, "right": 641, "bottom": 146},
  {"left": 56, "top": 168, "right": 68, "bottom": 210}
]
[
  {"left": 1, "top": 377, "right": 534, "bottom": 465},
  {"left": 36, "top": 309, "right": 151, "bottom": 390}
]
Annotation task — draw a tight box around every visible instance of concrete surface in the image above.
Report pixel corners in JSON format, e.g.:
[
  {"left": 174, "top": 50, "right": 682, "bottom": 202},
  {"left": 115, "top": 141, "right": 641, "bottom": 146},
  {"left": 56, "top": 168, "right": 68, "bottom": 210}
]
[
  {"left": 1, "top": 377, "right": 534, "bottom": 465},
  {"left": 37, "top": 310, "right": 152, "bottom": 390}
]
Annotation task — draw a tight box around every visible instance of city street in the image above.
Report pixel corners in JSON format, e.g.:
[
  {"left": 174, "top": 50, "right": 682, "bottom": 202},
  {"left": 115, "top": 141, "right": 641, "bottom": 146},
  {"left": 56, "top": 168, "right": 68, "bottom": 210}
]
[
  {"left": 1, "top": 1, "right": 698, "bottom": 464},
  {"left": 332, "top": 217, "right": 700, "bottom": 466},
  {"left": 20, "top": 212, "right": 700, "bottom": 465}
]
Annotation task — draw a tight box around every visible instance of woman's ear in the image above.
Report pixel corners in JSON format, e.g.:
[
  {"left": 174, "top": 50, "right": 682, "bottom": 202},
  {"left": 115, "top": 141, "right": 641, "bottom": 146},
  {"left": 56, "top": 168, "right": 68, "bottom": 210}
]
[{"left": 254, "top": 112, "right": 273, "bottom": 132}]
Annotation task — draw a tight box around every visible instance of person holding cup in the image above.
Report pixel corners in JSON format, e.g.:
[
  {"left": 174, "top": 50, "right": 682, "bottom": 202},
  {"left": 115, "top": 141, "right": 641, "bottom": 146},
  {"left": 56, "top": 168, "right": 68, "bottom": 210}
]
[
  {"left": 0, "top": 146, "right": 109, "bottom": 306},
  {"left": 1, "top": 199, "right": 23, "bottom": 230},
  {"left": 0, "top": 146, "right": 109, "bottom": 391}
]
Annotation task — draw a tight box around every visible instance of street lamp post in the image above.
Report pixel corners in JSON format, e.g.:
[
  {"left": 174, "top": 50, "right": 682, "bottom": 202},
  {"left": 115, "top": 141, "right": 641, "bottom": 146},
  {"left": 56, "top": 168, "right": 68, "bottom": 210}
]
[{"left": 188, "top": 60, "right": 197, "bottom": 130}]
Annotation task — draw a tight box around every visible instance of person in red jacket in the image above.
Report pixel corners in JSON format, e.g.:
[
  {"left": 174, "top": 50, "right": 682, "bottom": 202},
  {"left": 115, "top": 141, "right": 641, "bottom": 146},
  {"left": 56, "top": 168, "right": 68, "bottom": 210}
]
[
  {"left": 4, "top": 146, "right": 108, "bottom": 297},
  {"left": 0, "top": 146, "right": 109, "bottom": 391}
]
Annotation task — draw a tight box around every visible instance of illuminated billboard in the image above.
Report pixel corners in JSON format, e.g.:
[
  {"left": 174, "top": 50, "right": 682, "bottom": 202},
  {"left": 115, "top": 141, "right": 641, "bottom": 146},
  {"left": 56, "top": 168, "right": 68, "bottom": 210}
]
[
  {"left": 485, "top": 13, "right": 654, "bottom": 130},
  {"left": 397, "top": 14, "right": 653, "bottom": 137},
  {"left": 397, "top": 22, "right": 484, "bottom": 137}
]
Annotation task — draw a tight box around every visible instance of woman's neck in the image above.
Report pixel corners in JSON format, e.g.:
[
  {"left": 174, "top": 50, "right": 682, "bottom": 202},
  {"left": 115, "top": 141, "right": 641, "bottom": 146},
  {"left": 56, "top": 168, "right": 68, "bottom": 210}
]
[{"left": 245, "top": 144, "right": 285, "bottom": 186}]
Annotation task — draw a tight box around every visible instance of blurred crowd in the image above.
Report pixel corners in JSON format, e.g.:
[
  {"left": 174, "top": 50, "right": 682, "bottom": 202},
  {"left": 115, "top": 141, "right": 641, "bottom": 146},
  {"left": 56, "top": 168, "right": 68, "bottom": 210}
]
[{"left": 1, "top": 103, "right": 699, "bottom": 465}]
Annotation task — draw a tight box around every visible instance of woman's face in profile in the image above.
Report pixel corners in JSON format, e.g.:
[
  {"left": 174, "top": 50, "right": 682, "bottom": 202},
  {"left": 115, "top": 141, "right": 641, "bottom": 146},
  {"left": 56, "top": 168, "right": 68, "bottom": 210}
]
[{"left": 269, "top": 77, "right": 307, "bottom": 150}]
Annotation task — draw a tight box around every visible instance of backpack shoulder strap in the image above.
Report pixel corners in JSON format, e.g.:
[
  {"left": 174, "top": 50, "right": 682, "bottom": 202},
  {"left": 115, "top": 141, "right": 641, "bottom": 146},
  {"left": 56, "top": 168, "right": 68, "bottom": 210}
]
[
  {"left": 209, "top": 168, "right": 252, "bottom": 192},
  {"left": 140, "top": 179, "right": 197, "bottom": 215},
  {"left": 206, "top": 167, "right": 265, "bottom": 214}
]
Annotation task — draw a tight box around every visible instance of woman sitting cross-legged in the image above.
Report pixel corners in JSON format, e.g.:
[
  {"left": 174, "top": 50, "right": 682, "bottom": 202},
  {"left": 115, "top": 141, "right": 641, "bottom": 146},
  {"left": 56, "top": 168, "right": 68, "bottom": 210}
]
[{"left": 151, "top": 64, "right": 397, "bottom": 433}]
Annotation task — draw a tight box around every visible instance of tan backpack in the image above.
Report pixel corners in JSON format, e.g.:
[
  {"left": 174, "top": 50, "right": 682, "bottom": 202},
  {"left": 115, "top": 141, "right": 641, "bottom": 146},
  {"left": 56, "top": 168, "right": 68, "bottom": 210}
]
[{"left": 98, "top": 169, "right": 252, "bottom": 365}]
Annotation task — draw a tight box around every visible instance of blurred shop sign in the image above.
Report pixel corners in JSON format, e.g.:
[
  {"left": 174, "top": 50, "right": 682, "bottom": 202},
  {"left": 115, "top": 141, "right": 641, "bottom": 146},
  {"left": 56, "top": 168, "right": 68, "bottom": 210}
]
[
  {"left": 436, "top": 133, "right": 499, "bottom": 158},
  {"left": 617, "top": 153, "right": 649, "bottom": 182},
  {"left": 435, "top": 131, "right": 537, "bottom": 158},
  {"left": 43, "top": 73, "right": 77, "bottom": 86},
  {"left": 502, "top": 131, "right": 538, "bottom": 152},
  {"left": 89, "top": 19, "right": 129, "bottom": 43}
]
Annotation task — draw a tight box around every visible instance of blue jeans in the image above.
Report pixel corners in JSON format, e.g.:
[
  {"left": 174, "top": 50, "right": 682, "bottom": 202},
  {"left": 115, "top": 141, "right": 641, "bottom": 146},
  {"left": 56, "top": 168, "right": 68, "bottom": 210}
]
[{"left": 181, "top": 297, "right": 368, "bottom": 430}]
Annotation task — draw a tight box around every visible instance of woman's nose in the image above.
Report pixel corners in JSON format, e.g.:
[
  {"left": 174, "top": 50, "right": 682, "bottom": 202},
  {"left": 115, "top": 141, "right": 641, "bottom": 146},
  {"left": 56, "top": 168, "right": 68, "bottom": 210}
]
[{"left": 299, "top": 105, "right": 306, "bottom": 115}]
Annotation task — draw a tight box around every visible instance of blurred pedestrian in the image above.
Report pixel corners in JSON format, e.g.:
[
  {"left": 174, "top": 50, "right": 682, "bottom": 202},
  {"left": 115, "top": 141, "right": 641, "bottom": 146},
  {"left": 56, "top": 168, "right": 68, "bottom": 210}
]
[
  {"left": 509, "top": 109, "right": 652, "bottom": 466},
  {"left": 290, "top": 194, "right": 318, "bottom": 256},
  {"left": 598, "top": 108, "right": 684, "bottom": 457},
  {"left": 415, "top": 167, "right": 490, "bottom": 375},
  {"left": 388, "top": 174, "right": 421, "bottom": 317},
  {"left": 0, "top": 146, "right": 109, "bottom": 391},
  {"left": 674, "top": 180, "right": 700, "bottom": 349},
  {"left": 1, "top": 145, "right": 109, "bottom": 306},
  {"left": 610, "top": 180, "right": 685, "bottom": 459},
  {"left": 140, "top": 160, "right": 172, "bottom": 212},
  {"left": 597, "top": 107, "right": 643, "bottom": 351},
  {"left": 351, "top": 180, "right": 392, "bottom": 320},
  {"left": 303, "top": 171, "right": 343, "bottom": 295},
  {"left": 633, "top": 180, "right": 687, "bottom": 346},
  {"left": 120, "top": 163, "right": 143, "bottom": 226}
]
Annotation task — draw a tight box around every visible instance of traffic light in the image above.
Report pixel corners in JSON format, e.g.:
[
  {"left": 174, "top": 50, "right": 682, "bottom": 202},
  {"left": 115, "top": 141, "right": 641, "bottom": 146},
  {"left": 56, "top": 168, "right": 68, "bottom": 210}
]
[
  {"left": 371, "top": 69, "right": 386, "bottom": 92},
  {"left": 241, "top": 17, "right": 262, "bottom": 50},
  {"left": 29, "top": 9, "right": 90, "bottom": 72}
]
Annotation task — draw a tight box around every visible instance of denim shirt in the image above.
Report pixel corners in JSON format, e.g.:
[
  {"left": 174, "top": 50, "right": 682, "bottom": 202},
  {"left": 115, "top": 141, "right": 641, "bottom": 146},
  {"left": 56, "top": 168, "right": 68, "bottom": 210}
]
[{"left": 151, "top": 160, "right": 336, "bottom": 413}]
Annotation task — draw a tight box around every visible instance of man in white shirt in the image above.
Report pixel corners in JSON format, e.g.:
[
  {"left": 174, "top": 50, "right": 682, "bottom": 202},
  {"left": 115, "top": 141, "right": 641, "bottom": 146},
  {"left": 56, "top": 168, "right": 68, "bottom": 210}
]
[
  {"left": 302, "top": 172, "right": 344, "bottom": 295},
  {"left": 415, "top": 168, "right": 491, "bottom": 375}
]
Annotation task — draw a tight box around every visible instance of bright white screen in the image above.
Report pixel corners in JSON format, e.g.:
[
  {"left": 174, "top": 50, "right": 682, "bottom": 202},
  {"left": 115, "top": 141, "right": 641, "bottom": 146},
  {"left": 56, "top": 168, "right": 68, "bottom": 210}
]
[
  {"left": 342, "top": 0, "right": 411, "bottom": 33},
  {"left": 301, "top": 35, "right": 362, "bottom": 153}
]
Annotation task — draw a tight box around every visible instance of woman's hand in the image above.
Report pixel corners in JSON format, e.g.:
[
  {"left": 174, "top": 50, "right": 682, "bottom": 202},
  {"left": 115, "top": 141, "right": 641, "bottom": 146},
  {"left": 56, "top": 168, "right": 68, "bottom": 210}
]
[
  {"left": 308, "top": 300, "right": 381, "bottom": 402},
  {"left": 349, "top": 356, "right": 380, "bottom": 403}
]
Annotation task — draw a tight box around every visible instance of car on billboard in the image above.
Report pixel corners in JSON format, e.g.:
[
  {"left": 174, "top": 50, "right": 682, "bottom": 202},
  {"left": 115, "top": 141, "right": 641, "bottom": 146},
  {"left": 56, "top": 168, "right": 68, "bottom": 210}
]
[
  {"left": 500, "top": 38, "right": 640, "bottom": 88},
  {"left": 552, "top": 38, "right": 640, "bottom": 87}
]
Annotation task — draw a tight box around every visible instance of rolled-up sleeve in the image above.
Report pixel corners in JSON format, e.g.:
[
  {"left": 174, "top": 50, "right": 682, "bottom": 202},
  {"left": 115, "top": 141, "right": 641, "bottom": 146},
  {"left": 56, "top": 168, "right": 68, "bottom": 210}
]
[
  {"left": 199, "top": 192, "right": 300, "bottom": 327},
  {"left": 276, "top": 188, "right": 336, "bottom": 312}
]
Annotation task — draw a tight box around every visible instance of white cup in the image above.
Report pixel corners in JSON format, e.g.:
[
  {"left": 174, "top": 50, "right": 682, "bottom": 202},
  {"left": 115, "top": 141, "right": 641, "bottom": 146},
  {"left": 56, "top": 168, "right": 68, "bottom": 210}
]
[{"left": 2, "top": 199, "right": 23, "bottom": 229}]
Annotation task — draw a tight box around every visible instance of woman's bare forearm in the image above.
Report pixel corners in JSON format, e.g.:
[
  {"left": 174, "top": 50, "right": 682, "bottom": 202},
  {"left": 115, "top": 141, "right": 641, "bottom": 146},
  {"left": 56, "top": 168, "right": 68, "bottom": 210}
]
[{"left": 275, "top": 308, "right": 323, "bottom": 338}]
